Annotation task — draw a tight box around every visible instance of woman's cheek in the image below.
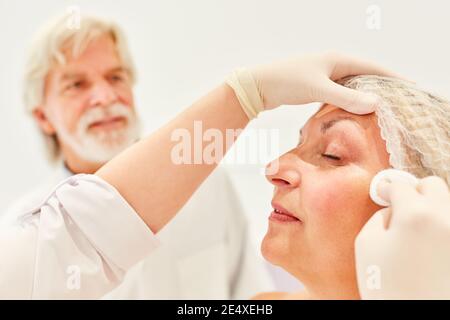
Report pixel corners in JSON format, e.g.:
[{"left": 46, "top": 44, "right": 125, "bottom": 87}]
[{"left": 304, "top": 170, "right": 371, "bottom": 224}]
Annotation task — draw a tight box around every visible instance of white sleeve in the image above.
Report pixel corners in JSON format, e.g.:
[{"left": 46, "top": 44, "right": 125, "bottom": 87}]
[{"left": 0, "top": 174, "right": 159, "bottom": 299}]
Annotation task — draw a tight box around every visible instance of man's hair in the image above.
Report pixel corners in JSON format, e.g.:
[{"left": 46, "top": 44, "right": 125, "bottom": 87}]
[{"left": 23, "top": 13, "right": 137, "bottom": 163}]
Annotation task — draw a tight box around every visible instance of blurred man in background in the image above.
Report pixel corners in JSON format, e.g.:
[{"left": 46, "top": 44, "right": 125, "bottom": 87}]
[{"left": 3, "top": 13, "right": 273, "bottom": 299}]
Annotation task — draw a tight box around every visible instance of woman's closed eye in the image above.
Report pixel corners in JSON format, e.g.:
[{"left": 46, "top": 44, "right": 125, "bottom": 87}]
[
  {"left": 296, "top": 135, "right": 344, "bottom": 162},
  {"left": 321, "top": 140, "right": 350, "bottom": 165}
]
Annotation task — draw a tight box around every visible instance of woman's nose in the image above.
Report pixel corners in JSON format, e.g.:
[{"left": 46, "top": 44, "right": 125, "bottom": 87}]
[{"left": 265, "top": 153, "right": 301, "bottom": 188}]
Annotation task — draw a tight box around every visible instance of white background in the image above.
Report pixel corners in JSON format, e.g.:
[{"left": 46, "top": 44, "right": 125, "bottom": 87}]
[{"left": 0, "top": 0, "right": 449, "bottom": 290}]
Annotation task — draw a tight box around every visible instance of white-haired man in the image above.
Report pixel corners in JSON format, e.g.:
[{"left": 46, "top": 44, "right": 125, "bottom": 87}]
[{"left": 4, "top": 13, "right": 273, "bottom": 299}]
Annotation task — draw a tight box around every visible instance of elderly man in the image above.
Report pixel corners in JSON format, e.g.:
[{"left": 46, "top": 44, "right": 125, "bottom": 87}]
[{"left": 3, "top": 13, "right": 273, "bottom": 299}]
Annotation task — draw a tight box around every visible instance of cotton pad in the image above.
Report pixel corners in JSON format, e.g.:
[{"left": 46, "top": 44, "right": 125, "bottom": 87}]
[{"left": 370, "top": 169, "right": 419, "bottom": 207}]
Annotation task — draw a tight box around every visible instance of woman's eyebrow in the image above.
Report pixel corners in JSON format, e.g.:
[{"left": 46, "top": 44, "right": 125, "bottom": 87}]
[
  {"left": 299, "top": 116, "right": 363, "bottom": 137},
  {"left": 320, "top": 116, "right": 363, "bottom": 134}
]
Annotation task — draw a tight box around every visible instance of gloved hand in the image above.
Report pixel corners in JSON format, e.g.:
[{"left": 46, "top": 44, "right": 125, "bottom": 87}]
[
  {"left": 226, "top": 52, "right": 401, "bottom": 119},
  {"left": 355, "top": 175, "right": 450, "bottom": 299}
]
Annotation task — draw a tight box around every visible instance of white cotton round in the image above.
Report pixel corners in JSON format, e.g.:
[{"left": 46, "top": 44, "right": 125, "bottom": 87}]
[{"left": 370, "top": 169, "right": 419, "bottom": 207}]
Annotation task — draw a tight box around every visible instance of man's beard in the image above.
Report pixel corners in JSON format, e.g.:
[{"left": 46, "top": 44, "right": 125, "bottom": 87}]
[{"left": 54, "top": 103, "right": 141, "bottom": 164}]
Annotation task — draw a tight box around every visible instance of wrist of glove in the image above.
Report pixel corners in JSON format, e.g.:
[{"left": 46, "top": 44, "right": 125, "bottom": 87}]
[{"left": 226, "top": 68, "right": 264, "bottom": 120}]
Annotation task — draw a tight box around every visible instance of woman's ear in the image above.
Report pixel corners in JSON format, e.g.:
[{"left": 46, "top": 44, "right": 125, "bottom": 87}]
[{"left": 33, "top": 106, "right": 56, "bottom": 135}]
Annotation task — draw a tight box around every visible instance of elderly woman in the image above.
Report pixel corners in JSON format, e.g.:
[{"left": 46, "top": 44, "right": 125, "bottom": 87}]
[{"left": 256, "top": 75, "right": 450, "bottom": 299}]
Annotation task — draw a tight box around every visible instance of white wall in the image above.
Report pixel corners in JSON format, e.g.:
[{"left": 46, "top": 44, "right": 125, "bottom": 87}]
[{"left": 0, "top": 0, "right": 449, "bottom": 291}]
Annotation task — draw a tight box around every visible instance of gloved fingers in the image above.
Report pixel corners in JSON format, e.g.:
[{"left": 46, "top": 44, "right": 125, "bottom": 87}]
[
  {"left": 326, "top": 52, "right": 407, "bottom": 81},
  {"left": 388, "top": 179, "right": 450, "bottom": 229},
  {"left": 379, "top": 207, "right": 393, "bottom": 229},
  {"left": 375, "top": 180, "right": 391, "bottom": 205},
  {"left": 416, "top": 176, "right": 450, "bottom": 199},
  {"left": 317, "top": 78, "right": 381, "bottom": 115},
  {"left": 358, "top": 207, "right": 390, "bottom": 240},
  {"left": 355, "top": 208, "right": 388, "bottom": 262},
  {"left": 387, "top": 180, "right": 421, "bottom": 219}
]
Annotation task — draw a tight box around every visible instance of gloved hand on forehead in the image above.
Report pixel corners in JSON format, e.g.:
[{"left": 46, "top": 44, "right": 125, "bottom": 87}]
[{"left": 227, "top": 52, "right": 401, "bottom": 119}]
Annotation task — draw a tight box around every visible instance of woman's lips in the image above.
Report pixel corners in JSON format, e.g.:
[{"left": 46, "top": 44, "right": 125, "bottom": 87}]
[{"left": 270, "top": 202, "right": 301, "bottom": 223}]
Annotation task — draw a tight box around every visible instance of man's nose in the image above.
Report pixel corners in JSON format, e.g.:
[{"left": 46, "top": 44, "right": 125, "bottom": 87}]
[
  {"left": 89, "top": 80, "right": 118, "bottom": 107},
  {"left": 265, "top": 152, "right": 302, "bottom": 188}
]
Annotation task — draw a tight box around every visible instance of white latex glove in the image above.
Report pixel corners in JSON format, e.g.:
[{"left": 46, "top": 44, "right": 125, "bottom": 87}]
[
  {"left": 226, "top": 52, "right": 401, "bottom": 119},
  {"left": 355, "top": 175, "right": 450, "bottom": 299}
]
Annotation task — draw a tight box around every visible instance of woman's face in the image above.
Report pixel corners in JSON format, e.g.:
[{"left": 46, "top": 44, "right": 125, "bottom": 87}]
[{"left": 262, "top": 104, "right": 391, "bottom": 292}]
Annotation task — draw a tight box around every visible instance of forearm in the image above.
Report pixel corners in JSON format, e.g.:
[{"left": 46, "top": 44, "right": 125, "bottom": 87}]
[
  {"left": 96, "top": 52, "right": 396, "bottom": 234},
  {"left": 96, "top": 83, "right": 248, "bottom": 233}
]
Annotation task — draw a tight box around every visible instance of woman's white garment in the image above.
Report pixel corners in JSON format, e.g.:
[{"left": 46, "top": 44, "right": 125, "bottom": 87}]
[
  {"left": 1, "top": 166, "right": 274, "bottom": 299},
  {"left": 0, "top": 174, "right": 159, "bottom": 299}
]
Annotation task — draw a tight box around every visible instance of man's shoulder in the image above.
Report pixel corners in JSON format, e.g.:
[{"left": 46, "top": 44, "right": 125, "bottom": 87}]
[
  {"left": 4, "top": 185, "right": 54, "bottom": 219},
  {"left": 2, "top": 169, "right": 70, "bottom": 222}
]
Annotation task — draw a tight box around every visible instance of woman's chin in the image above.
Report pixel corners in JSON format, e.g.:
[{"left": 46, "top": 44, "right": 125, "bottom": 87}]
[{"left": 260, "top": 233, "right": 287, "bottom": 267}]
